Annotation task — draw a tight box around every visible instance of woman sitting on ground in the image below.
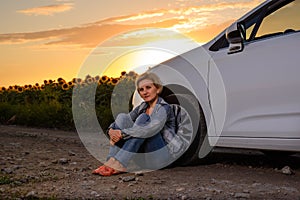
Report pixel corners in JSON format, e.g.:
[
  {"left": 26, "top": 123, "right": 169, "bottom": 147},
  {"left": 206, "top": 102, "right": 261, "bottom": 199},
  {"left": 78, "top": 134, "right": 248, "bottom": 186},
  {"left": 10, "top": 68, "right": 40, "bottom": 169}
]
[{"left": 93, "top": 71, "right": 177, "bottom": 176}]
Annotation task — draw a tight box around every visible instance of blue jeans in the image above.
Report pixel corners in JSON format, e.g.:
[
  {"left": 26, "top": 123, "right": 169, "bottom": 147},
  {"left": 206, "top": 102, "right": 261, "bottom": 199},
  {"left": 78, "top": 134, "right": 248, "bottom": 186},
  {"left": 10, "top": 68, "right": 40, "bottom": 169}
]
[{"left": 107, "top": 113, "right": 169, "bottom": 168}]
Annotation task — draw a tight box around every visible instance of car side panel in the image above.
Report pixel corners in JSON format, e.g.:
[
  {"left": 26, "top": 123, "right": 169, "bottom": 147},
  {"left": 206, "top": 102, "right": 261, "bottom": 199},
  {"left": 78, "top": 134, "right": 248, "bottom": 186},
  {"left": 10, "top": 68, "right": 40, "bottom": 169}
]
[{"left": 210, "top": 32, "right": 300, "bottom": 143}]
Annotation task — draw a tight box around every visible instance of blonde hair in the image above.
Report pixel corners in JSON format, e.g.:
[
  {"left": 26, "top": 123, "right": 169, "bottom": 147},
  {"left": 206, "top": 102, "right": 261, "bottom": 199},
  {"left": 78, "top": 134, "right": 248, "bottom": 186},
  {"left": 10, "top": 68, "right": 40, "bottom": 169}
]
[{"left": 135, "top": 72, "right": 163, "bottom": 94}]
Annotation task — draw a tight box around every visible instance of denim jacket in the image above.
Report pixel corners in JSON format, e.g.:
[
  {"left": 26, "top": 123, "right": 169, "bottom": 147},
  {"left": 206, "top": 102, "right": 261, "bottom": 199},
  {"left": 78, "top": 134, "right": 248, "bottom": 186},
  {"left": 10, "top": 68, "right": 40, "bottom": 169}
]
[
  {"left": 121, "top": 97, "right": 175, "bottom": 138},
  {"left": 109, "top": 97, "right": 185, "bottom": 157}
]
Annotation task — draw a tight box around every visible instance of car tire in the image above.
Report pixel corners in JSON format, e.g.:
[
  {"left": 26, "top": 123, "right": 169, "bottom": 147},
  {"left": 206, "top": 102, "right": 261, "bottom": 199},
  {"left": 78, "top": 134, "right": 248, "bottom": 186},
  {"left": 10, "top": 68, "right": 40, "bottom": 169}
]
[{"left": 164, "top": 93, "right": 211, "bottom": 166}]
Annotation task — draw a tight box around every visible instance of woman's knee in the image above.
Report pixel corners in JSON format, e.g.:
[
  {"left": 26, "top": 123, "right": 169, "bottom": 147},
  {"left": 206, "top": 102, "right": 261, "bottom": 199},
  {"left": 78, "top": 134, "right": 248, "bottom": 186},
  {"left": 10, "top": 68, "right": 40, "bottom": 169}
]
[
  {"left": 135, "top": 113, "right": 150, "bottom": 125},
  {"left": 115, "top": 113, "right": 133, "bottom": 129}
]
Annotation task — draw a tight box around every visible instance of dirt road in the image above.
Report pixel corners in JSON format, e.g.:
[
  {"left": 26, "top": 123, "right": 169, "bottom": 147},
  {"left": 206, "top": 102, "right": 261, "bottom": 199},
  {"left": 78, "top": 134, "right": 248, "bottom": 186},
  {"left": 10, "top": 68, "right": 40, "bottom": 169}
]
[{"left": 0, "top": 125, "right": 299, "bottom": 199}]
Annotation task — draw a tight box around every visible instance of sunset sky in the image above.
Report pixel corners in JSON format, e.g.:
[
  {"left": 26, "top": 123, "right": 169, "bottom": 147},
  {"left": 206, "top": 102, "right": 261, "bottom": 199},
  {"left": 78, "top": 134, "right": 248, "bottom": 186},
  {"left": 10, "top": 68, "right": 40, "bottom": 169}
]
[{"left": 0, "top": 0, "right": 264, "bottom": 87}]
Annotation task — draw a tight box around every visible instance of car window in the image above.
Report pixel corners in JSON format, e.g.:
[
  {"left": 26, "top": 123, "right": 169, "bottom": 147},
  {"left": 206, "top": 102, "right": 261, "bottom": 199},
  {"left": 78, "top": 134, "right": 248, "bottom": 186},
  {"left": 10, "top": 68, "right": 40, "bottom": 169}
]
[
  {"left": 209, "top": 0, "right": 299, "bottom": 51},
  {"left": 244, "top": 10, "right": 264, "bottom": 41},
  {"left": 249, "top": 0, "right": 300, "bottom": 41},
  {"left": 246, "top": 24, "right": 255, "bottom": 40}
]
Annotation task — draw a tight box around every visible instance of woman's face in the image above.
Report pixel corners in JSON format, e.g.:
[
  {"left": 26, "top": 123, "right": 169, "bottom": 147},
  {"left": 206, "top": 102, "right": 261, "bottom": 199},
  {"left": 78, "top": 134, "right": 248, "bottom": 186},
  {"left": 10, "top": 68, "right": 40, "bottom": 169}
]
[{"left": 138, "top": 79, "right": 159, "bottom": 103}]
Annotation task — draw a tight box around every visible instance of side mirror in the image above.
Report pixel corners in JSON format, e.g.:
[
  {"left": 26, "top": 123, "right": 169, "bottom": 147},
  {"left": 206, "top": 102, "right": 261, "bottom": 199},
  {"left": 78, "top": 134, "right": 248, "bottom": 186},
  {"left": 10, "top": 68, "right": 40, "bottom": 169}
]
[{"left": 226, "top": 22, "right": 245, "bottom": 54}]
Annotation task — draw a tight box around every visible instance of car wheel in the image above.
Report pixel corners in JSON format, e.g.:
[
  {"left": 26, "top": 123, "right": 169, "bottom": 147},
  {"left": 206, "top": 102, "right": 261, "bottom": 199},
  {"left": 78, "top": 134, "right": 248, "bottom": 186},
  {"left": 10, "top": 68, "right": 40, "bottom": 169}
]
[{"left": 164, "top": 93, "right": 211, "bottom": 166}]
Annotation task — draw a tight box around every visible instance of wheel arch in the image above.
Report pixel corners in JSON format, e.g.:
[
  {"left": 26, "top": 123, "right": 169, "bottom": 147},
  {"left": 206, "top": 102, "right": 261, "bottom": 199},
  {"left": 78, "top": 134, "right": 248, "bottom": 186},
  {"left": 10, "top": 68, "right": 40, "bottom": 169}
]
[
  {"left": 161, "top": 83, "right": 212, "bottom": 137},
  {"left": 161, "top": 84, "right": 214, "bottom": 164}
]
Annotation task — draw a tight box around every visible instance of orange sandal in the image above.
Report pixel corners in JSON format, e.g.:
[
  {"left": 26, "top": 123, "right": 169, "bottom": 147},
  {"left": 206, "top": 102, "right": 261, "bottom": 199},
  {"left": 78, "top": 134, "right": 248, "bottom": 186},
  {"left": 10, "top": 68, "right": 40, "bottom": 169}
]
[
  {"left": 92, "top": 165, "right": 107, "bottom": 174},
  {"left": 92, "top": 165, "right": 124, "bottom": 176},
  {"left": 99, "top": 166, "right": 123, "bottom": 176}
]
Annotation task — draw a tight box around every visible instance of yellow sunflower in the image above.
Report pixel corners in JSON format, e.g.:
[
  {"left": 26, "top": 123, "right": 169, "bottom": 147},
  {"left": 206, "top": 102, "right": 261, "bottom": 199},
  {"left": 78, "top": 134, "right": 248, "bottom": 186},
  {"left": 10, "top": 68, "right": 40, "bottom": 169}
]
[
  {"left": 58, "top": 78, "right": 65, "bottom": 85},
  {"left": 72, "top": 78, "right": 80, "bottom": 84},
  {"left": 86, "top": 77, "right": 94, "bottom": 84},
  {"left": 110, "top": 78, "right": 119, "bottom": 85},
  {"left": 121, "top": 71, "right": 126, "bottom": 77},
  {"left": 95, "top": 75, "right": 100, "bottom": 81},
  {"left": 62, "top": 83, "right": 69, "bottom": 90},
  {"left": 17, "top": 86, "right": 23, "bottom": 93},
  {"left": 85, "top": 74, "right": 92, "bottom": 79},
  {"left": 100, "top": 75, "right": 109, "bottom": 84},
  {"left": 128, "top": 71, "right": 136, "bottom": 77}
]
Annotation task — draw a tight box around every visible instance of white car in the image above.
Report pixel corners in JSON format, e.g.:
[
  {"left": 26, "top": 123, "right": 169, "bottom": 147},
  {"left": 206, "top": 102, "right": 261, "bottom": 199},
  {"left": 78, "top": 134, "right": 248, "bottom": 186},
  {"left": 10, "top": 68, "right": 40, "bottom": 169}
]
[{"left": 144, "top": 0, "right": 300, "bottom": 164}]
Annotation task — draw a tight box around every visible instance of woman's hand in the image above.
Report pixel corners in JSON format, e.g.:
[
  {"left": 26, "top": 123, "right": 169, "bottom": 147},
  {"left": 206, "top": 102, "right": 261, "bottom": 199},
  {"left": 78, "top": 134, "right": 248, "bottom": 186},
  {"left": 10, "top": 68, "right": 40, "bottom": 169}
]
[{"left": 108, "top": 129, "right": 122, "bottom": 145}]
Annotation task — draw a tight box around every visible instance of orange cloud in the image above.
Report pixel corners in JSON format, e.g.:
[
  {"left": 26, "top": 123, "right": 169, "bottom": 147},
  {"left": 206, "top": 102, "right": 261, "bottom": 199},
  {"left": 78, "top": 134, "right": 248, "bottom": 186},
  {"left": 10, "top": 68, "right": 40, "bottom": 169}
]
[
  {"left": 0, "top": 18, "right": 185, "bottom": 48},
  {"left": 17, "top": 3, "right": 73, "bottom": 16},
  {"left": 169, "top": 0, "right": 264, "bottom": 14},
  {"left": 1, "top": 0, "right": 263, "bottom": 49},
  {"left": 0, "top": 29, "right": 72, "bottom": 44},
  {"left": 90, "top": 0, "right": 263, "bottom": 32},
  {"left": 114, "top": 12, "right": 165, "bottom": 22},
  {"left": 89, "top": 11, "right": 167, "bottom": 25}
]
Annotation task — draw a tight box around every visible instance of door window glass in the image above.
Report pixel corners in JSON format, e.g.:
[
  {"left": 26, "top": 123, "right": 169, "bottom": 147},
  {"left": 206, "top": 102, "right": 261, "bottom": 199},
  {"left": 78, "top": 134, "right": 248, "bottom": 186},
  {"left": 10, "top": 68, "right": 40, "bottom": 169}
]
[{"left": 256, "top": 1, "right": 300, "bottom": 40}]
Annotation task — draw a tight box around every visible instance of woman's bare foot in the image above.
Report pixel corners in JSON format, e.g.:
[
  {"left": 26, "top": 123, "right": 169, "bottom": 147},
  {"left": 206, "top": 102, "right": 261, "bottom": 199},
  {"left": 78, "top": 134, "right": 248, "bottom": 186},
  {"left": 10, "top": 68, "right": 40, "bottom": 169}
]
[{"left": 104, "top": 157, "right": 126, "bottom": 172}]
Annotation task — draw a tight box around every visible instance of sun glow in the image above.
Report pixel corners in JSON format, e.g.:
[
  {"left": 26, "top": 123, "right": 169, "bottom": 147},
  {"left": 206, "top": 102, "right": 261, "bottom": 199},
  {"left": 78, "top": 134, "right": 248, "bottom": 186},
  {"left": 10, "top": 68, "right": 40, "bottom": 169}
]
[
  {"left": 77, "top": 28, "right": 200, "bottom": 80},
  {"left": 103, "top": 37, "right": 199, "bottom": 77},
  {"left": 103, "top": 48, "right": 175, "bottom": 77}
]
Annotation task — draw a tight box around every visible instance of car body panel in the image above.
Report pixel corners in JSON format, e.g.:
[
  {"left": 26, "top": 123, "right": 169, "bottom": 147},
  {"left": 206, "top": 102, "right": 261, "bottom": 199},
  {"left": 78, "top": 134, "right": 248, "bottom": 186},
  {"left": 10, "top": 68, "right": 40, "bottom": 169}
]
[
  {"left": 211, "top": 32, "right": 300, "bottom": 139},
  {"left": 206, "top": 0, "right": 300, "bottom": 152},
  {"left": 150, "top": 47, "right": 213, "bottom": 129}
]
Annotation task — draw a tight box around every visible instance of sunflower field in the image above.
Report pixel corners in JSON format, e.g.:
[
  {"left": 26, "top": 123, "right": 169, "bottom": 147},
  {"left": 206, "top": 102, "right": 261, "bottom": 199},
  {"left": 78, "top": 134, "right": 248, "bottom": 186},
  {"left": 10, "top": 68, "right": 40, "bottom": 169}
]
[{"left": 0, "top": 71, "right": 137, "bottom": 131}]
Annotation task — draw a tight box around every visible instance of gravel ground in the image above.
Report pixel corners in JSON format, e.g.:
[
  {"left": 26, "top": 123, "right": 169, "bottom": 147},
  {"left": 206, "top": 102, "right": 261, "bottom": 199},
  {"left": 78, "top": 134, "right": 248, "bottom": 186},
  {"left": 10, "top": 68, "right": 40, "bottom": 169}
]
[{"left": 0, "top": 125, "right": 299, "bottom": 199}]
